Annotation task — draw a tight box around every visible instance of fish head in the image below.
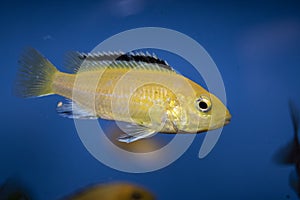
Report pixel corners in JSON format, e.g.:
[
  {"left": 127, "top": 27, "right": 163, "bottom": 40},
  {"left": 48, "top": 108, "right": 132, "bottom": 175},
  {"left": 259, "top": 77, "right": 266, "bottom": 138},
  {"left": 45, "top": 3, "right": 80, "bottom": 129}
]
[{"left": 176, "top": 79, "right": 231, "bottom": 133}]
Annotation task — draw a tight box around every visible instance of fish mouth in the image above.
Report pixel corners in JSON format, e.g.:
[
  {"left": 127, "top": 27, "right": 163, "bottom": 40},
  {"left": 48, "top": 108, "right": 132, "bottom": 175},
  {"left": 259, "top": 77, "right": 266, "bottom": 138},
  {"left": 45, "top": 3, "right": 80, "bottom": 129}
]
[
  {"left": 223, "top": 109, "right": 232, "bottom": 126},
  {"left": 224, "top": 118, "right": 231, "bottom": 125},
  {"left": 198, "top": 116, "right": 231, "bottom": 133},
  {"left": 224, "top": 113, "right": 231, "bottom": 125}
]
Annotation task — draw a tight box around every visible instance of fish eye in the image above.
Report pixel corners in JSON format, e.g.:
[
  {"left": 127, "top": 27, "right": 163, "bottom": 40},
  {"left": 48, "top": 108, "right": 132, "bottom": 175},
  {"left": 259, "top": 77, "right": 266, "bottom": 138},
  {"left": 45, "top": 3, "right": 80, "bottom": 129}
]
[
  {"left": 196, "top": 96, "right": 211, "bottom": 112},
  {"left": 131, "top": 191, "right": 142, "bottom": 200}
]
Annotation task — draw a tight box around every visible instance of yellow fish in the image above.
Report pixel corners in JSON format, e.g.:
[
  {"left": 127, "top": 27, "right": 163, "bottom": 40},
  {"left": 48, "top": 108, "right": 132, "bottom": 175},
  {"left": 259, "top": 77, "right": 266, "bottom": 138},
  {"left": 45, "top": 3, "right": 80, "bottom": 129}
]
[
  {"left": 15, "top": 48, "right": 231, "bottom": 143},
  {"left": 0, "top": 180, "right": 155, "bottom": 200},
  {"left": 63, "top": 182, "right": 155, "bottom": 200}
]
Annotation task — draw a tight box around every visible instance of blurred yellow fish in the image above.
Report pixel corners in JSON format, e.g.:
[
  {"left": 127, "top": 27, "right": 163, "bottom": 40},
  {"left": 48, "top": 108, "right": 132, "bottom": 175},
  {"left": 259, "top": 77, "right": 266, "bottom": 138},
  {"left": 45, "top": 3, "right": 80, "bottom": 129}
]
[
  {"left": 0, "top": 180, "right": 155, "bottom": 200},
  {"left": 15, "top": 48, "right": 231, "bottom": 143},
  {"left": 63, "top": 182, "right": 155, "bottom": 200}
]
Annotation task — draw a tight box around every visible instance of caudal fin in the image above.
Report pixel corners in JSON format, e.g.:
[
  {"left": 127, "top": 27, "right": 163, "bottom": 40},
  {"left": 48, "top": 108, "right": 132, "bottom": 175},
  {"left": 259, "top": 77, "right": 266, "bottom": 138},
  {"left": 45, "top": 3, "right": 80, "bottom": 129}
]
[{"left": 14, "top": 48, "right": 58, "bottom": 98}]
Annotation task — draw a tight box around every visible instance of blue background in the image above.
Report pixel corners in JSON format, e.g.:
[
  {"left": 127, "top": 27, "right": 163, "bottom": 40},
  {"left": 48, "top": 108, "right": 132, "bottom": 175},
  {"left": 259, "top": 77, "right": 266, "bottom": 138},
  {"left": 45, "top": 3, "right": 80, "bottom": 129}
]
[{"left": 1, "top": 0, "right": 300, "bottom": 199}]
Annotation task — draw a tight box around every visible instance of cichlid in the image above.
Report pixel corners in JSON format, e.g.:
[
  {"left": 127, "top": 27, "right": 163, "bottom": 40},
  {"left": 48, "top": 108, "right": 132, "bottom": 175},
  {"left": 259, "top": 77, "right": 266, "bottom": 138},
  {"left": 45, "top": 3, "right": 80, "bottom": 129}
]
[
  {"left": 15, "top": 48, "right": 231, "bottom": 143},
  {"left": 62, "top": 182, "right": 155, "bottom": 200},
  {"left": 0, "top": 180, "right": 155, "bottom": 200}
]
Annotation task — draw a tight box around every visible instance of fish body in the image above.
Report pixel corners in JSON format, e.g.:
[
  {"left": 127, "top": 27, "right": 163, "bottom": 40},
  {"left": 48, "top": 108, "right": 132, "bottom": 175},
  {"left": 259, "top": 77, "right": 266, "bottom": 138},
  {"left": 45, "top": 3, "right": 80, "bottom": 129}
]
[
  {"left": 62, "top": 182, "right": 155, "bottom": 200},
  {"left": 0, "top": 180, "right": 155, "bottom": 200},
  {"left": 15, "top": 48, "right": 231, "bottom": 142}
]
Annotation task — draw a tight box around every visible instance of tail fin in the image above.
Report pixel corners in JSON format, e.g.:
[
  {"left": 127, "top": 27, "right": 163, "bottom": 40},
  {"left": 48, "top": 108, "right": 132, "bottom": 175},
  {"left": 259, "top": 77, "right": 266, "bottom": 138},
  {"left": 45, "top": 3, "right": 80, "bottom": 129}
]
[{"left": 14, "top": 48, "right": 58, "bottom": 98}]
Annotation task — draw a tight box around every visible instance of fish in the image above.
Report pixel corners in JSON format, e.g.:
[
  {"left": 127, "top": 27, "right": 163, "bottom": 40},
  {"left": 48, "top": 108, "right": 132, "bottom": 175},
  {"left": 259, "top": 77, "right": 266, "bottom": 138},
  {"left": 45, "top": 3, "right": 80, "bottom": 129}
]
[
  {"left": 0, "top": 180, "right": 155, "bottom": 200},
  {"left": 15, "top": 48, "right": 231, "bottom": 143},
  {"left": 273, "top": 101, "right": 300, "bottom": 198},
  {"left": 0, "top": 179, "right": 32, "bottom": 200},
  {"left": 61, "top": 182, "right": 155, "bottom": 200}
]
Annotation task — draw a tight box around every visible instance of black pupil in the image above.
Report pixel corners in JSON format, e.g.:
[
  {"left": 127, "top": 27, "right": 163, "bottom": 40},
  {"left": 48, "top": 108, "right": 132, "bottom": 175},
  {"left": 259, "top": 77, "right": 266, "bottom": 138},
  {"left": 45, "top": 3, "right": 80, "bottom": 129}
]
[
  {"left": 131, "top": 191, "right": 142, "bottom": 200},
  {"left": 199, "top": 101, "right": 208, "bottom": 110}
]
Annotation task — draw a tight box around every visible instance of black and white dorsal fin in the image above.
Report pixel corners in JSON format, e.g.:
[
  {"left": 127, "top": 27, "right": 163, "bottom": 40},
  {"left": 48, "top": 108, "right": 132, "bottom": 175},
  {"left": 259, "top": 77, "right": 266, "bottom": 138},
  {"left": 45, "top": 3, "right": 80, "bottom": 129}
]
[
  {"left": 116, "top": 51, "right": 171, "bottom": 69},
  {"left": 64, "top": 51, "right": 175, "bottom": 73},
  {"left": 64, "top": 51, "right": 125, "bottom": 73}
]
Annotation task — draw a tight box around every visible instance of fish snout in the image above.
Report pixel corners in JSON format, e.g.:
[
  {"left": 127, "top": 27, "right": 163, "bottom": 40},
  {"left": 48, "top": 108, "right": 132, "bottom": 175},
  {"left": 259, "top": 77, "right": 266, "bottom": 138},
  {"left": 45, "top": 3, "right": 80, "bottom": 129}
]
[{"left": 224, "top": 110, "right": 231, "bottom": 125}]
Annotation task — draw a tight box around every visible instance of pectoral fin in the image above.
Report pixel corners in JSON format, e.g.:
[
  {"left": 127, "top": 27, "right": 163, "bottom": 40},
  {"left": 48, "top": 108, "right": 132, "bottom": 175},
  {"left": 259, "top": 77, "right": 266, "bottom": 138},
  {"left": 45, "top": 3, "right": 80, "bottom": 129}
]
[{"left": 117, "top": 123, "right": 157, "bottom": 143}]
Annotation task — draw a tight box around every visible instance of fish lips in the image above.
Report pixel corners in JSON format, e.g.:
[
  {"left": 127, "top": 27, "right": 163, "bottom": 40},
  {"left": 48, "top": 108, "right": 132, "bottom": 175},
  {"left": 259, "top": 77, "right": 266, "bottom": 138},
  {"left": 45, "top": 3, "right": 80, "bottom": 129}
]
[{"left": 224, "top": 117, "right": 231, "bottom": 125}]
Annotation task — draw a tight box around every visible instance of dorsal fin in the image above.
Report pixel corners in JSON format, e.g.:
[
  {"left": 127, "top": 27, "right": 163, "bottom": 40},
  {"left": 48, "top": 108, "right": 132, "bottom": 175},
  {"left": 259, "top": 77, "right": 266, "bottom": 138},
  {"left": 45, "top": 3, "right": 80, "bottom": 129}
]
[
  {"left": 64, "top": 51, "right": 124, "bottom": 73},
  {"left": 73, "top": 60, "right": 176, "bottom": 73},
  {"left": 116, "top": 51, "right": 169, "bottom": 66},
  {"left": 63, "top": 51, "right": 174, "bottom": 73}
]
